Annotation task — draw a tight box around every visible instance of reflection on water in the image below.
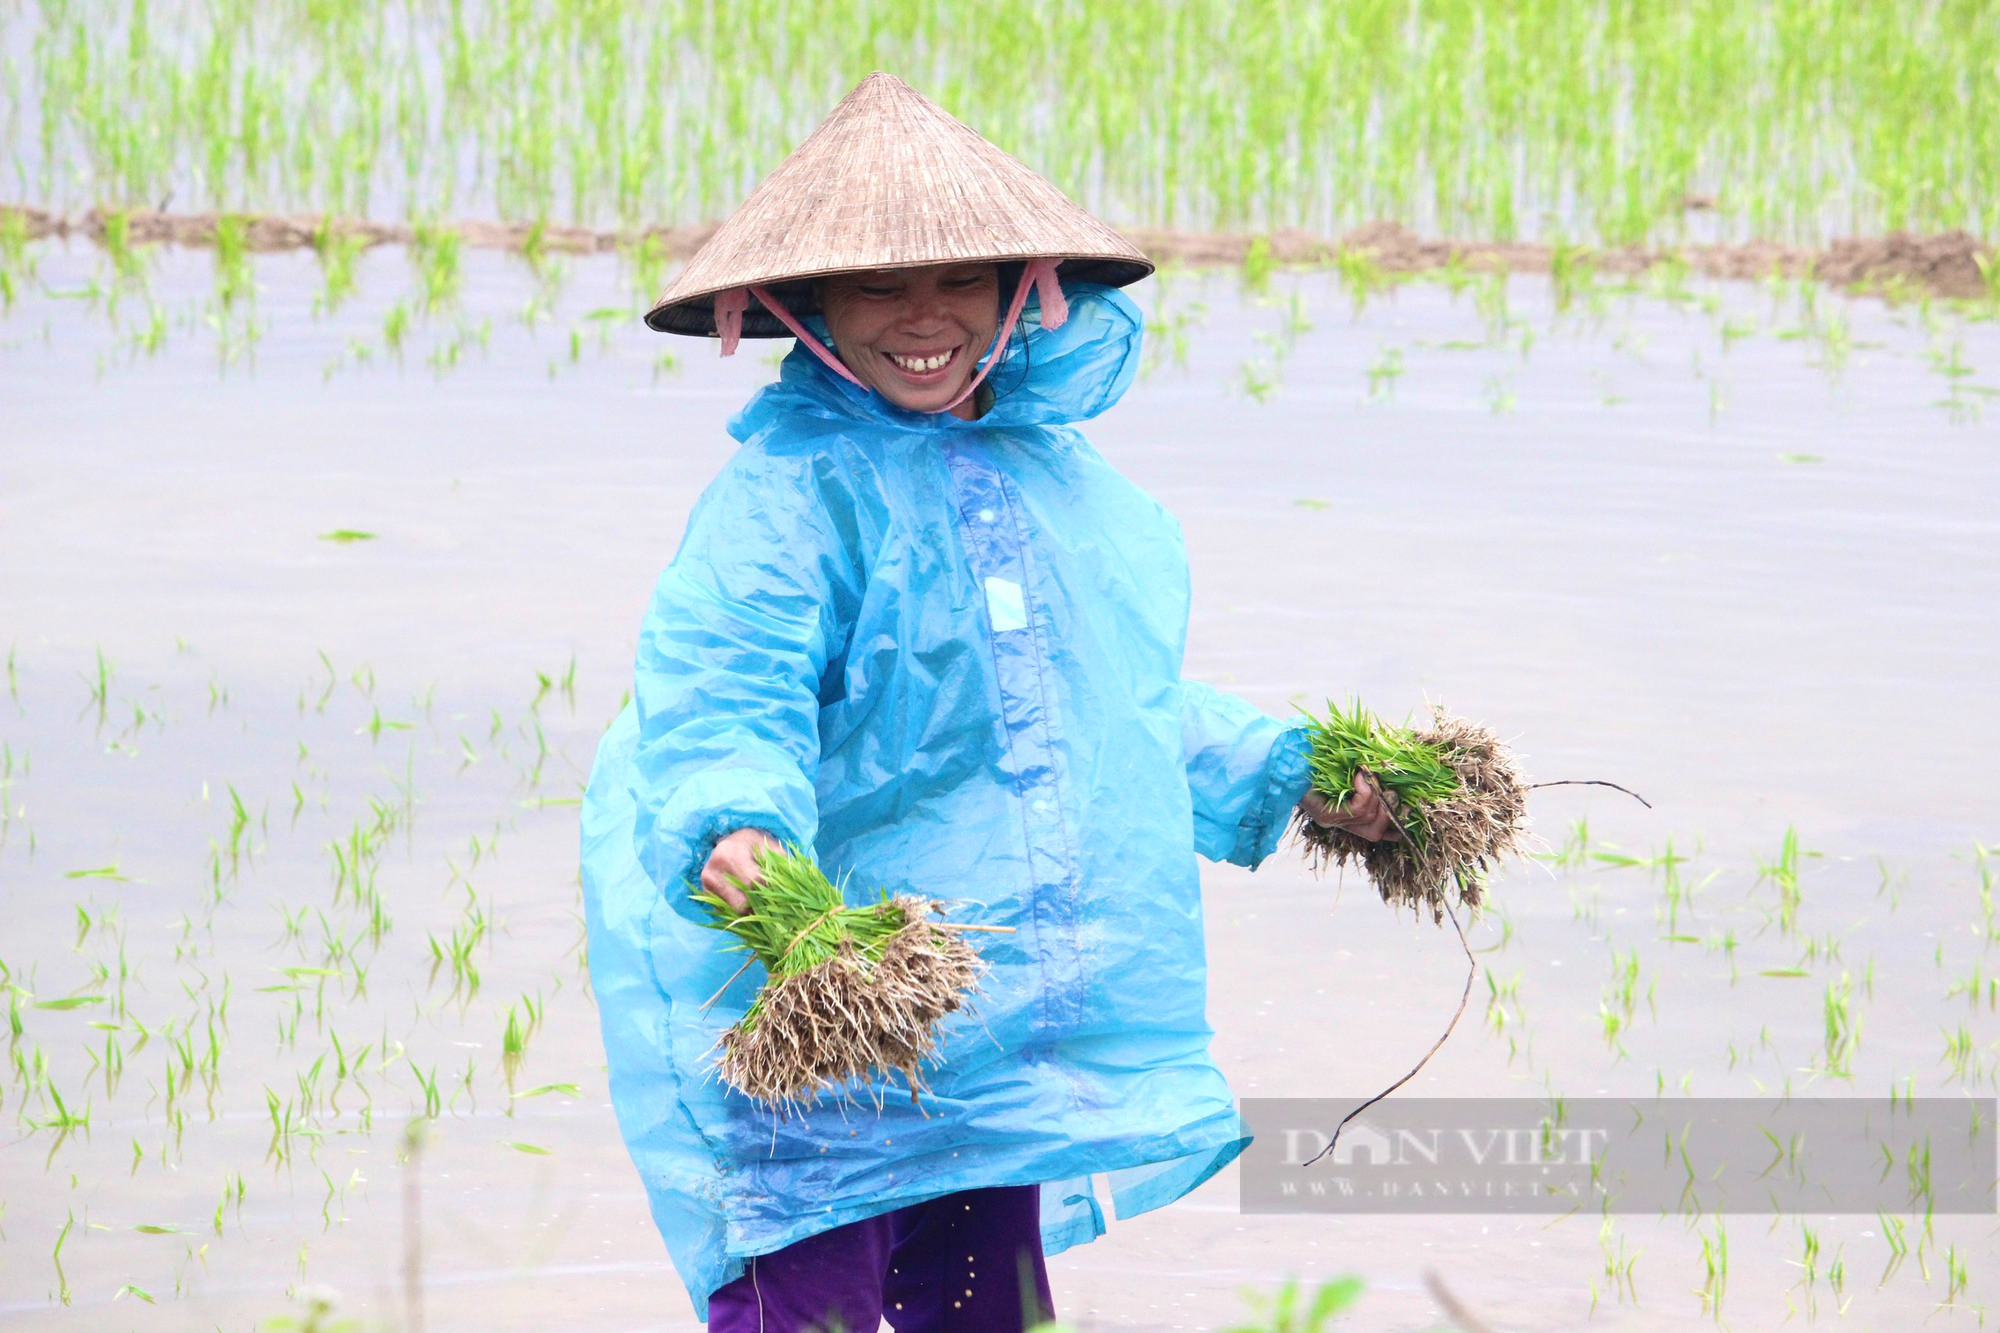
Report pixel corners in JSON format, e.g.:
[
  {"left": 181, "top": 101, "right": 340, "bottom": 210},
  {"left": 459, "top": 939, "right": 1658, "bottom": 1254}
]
[{"left": 3, "top": 255, "right": 1999, "bottom": 1329}]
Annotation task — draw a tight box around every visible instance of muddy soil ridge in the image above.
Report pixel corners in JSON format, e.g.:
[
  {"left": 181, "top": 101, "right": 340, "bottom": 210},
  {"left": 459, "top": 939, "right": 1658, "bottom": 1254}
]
[
  {"left": 4, "top": 205, "right": 1993, "bottom": 302},
  {"left": 1130, "top": 222, "right": 1997, "bottom": 302}
]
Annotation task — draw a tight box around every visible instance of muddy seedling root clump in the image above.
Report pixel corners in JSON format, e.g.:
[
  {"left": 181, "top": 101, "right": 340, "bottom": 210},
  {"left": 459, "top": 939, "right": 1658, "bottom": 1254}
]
[
  {"left": 1293, "top": 701, "right": 1529, "bottom": 920},
  {"left": 693, "top": 846, "right": 998, "bottom": 1110}
]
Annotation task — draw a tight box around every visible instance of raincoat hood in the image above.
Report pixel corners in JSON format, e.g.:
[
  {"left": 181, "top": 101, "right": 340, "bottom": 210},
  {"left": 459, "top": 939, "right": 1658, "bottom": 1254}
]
[
  {"left": 582, "top": 276, "right": 1309, "bottom": 1318},
  {"left": 729, "top": 282, "right": 1142, "bottom": 439}
]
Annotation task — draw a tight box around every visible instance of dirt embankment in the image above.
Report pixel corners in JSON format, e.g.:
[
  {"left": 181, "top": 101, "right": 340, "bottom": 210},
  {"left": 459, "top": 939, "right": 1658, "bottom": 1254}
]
[
  {"left": 1130, "top": 221, "right": 1996, "bottom": 301},
  {"left": 4, "top": 206, "right": 1992, "bottom": 301},
  {"left": 2, "top": 205, "right": 719, "bottom": 258}
]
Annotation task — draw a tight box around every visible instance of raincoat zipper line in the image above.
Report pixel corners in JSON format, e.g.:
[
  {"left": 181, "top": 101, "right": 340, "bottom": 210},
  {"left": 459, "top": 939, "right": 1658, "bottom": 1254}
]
[
  {"left": 943, "top": 441, "right": 1086, "bottom": 1045},
  {"left": 994, "top": 465, "right": 1091, "bottom": 1043}
]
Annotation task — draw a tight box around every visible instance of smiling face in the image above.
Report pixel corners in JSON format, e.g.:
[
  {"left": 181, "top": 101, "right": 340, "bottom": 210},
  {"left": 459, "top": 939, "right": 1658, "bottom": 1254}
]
[{"left": 818, "top": 263, "right": 1002, "bottom": 419}]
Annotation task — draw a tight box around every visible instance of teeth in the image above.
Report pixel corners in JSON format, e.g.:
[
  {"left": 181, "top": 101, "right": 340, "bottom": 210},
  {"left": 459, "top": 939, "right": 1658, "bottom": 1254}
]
[{"left": 889, "top": 350, "right": 953, "bottom": 373}]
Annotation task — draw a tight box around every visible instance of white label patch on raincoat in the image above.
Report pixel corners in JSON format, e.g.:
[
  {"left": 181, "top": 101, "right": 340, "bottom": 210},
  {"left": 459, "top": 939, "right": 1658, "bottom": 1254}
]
[{"left": 984, "top": 576, "right": 1029, "bottom": 633}]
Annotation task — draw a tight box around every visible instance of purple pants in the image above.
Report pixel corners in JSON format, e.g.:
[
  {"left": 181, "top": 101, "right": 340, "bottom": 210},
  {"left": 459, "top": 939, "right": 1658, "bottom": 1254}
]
[{"left": 707, "top": 1184, "right": 1054, "bottom": 1333}]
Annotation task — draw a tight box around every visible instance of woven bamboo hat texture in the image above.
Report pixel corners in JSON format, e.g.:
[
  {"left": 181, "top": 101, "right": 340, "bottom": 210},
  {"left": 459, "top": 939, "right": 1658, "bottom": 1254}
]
[{"left": 645, "top": 72, "right": 1153, "bottom": 337}]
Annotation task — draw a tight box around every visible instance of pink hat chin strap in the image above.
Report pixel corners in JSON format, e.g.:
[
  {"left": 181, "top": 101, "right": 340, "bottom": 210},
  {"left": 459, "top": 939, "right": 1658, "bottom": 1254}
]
[{"left": 714, "top": 258, "right": 1068, "bottom": 415}]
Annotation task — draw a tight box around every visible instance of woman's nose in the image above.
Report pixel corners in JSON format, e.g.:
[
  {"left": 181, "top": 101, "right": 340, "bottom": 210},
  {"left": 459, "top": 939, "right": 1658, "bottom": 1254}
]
[{"left": 898, "top": 283, "right": 948, "bottom": 328}]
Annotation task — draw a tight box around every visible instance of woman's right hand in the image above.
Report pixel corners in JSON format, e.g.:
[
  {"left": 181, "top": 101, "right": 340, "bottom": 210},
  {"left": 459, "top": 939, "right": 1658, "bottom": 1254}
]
[
  {"left": 1299, "top": 770, "right": 1402, "bottom": 842},
  {"left": 700, "top": 828, "right": 783, "bottom": 914}
]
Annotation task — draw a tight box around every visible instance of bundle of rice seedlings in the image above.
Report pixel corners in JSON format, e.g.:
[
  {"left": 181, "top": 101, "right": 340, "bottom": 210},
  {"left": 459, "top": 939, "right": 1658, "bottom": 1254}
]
[
  {"left": 1291, "top": 700, "right": 1529, "bottom": 921},
  {"left": 691, "top": 845, "right": 996, "bottom": 1110}
]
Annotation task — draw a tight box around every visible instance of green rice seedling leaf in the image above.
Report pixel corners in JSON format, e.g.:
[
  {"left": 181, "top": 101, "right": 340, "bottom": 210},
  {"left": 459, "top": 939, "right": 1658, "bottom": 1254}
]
[
  {"left": 113, "top": 1284, "right": 155, "bottom": 1303},
  {"left": 319, "top": 530, "right": 376, "bottom": 543},
  {"left": 63, "top": 865, "right": 127, "bottom": 880},
  {"left": 213, "top": 214, "right": 252, "bottom": 307},
  {"left": 133, "top": 1224, "right": 185, "bottom": 1234},
  {"left": 506, "top": 1141, "right": 552, "bottom": 1155},
  {"left": 1759, "top": 968, "right": 1810, "bottom": 979},
  {"left": 512, "top": 1083, "right": 582, "bottom": 1100},
  {"left": 410, "top": 222, "right": 465, "bottom": 314},
  {"left": 694, "top": 847, "right": 897, "bottom": 1004},
  {"left": 1299, "top": 700, "right": 1462, "bottom": 847},
  {"left": 1241, "top": 236, "right": 1274, "bottom": 293},
  {"left": 1759, "top": 827, "right": 1808, "bottom": 933},
  {"left": 1295, "top": 700, "right": 1527, "bottom": 917},
  {"left": 1307, "top": 1276, "right": 1366, "bottom": 1324},
  {"left": 35, "top": 1080, "right": 90, "bottom": 1131},
  {"left": 1224, "top": 1274, "right": 1364, "bottom": 1333},
  {"left": 32, "top": 995, "right": 105, "bottom": 1010},
  {"left": 312, "top": 221, "right": 368, "bottom": 315},
  {"left": 1973, "top": 252, "right": 1998, "bottom": 299},
  {"left": 1364, "top": 346, "right": 1404, "bottom": 401},
  {"left": 694, "top": 844, "right": 993, "bottom": 1104}
]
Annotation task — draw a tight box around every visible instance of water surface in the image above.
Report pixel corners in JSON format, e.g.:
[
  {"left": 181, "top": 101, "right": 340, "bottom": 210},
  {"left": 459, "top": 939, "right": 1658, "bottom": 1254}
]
[{"left": 3, "top": 248, "right": 1998, "bottom": 1329}]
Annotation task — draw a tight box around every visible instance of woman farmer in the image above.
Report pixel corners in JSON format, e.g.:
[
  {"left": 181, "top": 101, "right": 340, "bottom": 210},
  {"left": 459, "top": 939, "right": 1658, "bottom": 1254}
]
[{"left": 581, "top": 73, "right": 1395, "bottom": 1331}]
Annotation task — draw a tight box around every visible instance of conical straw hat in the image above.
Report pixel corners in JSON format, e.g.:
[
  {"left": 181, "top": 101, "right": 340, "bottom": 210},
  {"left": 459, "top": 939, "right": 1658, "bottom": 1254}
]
[{"left": 646, "top": 72, "right": 1152, "bottom": 337}]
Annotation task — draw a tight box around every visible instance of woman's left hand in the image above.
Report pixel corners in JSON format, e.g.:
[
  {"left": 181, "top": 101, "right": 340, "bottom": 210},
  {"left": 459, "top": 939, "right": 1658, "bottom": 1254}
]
[{"left": 1300, "top": 770, "right": 1401, "bottom": 842}]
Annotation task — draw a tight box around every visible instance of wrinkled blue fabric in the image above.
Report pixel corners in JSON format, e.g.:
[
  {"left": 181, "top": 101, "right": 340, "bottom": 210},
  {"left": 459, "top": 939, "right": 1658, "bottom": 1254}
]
[{"left": 581, "top": 285, "right": 1313, "bottom": 1317}]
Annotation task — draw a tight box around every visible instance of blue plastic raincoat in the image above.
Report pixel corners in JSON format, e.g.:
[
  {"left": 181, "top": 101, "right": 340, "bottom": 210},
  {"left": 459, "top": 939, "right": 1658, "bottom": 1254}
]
[{"left": 581, "top": 284, "right": 1312, "bottom": 1316}]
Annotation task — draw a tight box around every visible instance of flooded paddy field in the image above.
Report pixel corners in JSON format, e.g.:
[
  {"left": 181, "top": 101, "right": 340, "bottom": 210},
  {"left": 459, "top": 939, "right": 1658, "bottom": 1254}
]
[{"left": 3, "top": 239, "right": 2000, "bottom": 1331}]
